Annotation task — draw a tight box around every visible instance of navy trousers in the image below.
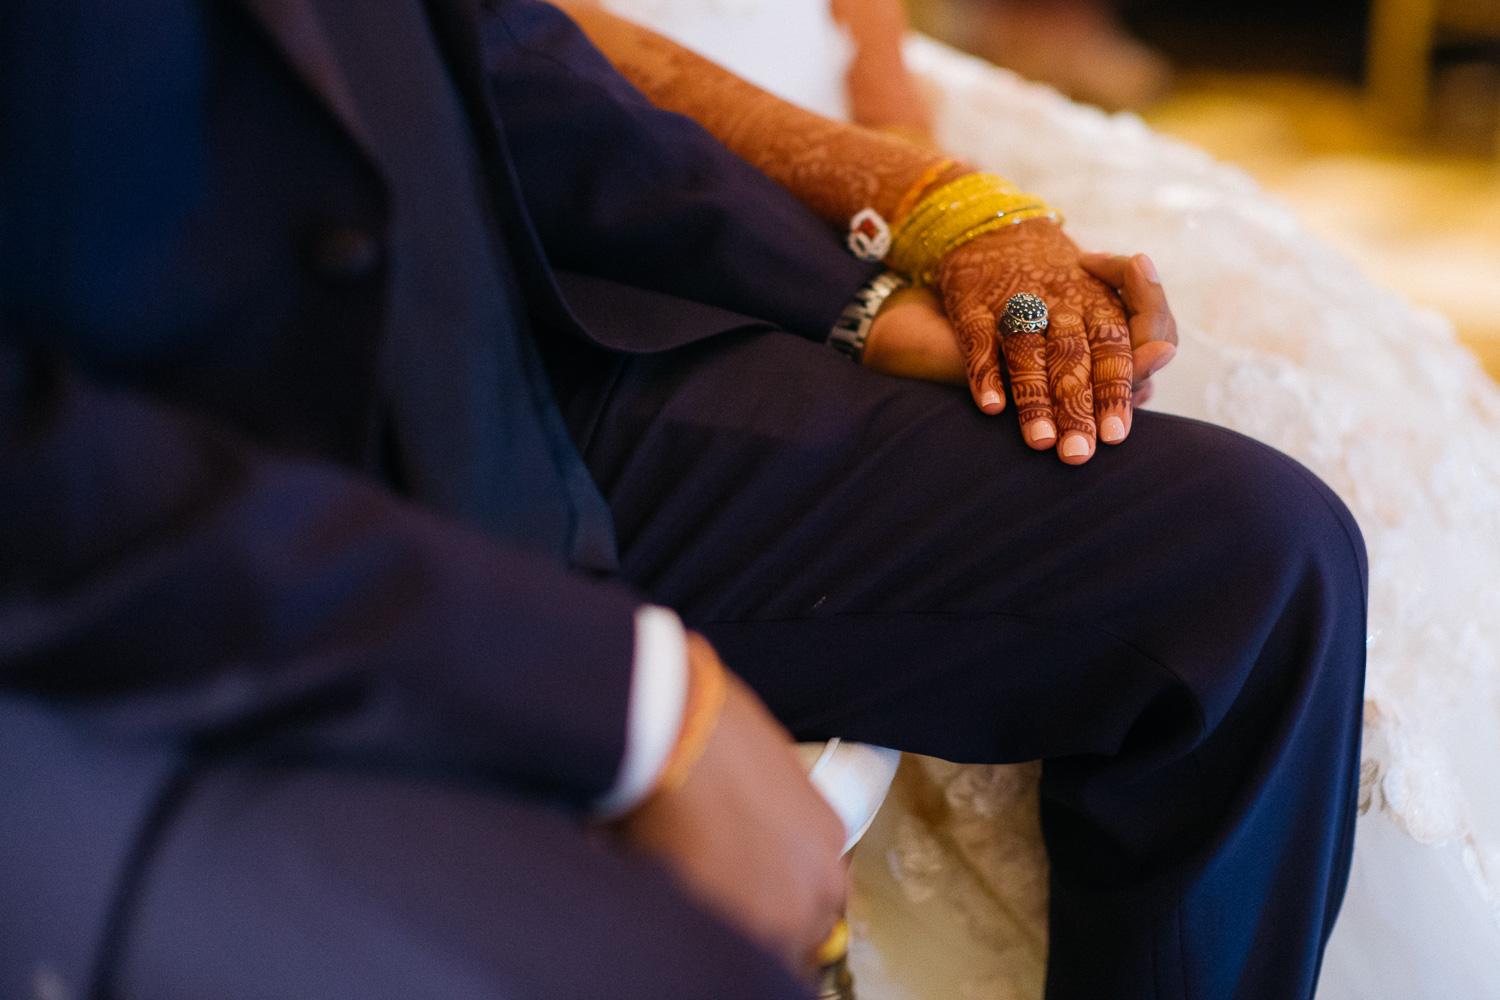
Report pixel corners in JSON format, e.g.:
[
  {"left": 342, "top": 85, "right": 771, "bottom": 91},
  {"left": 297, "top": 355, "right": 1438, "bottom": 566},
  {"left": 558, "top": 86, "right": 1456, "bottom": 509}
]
[
  {"left": 561, "top": 329, "right": 1368, "bottom": 999},
  {"left": 26, "top": 329, "right": 1363, "bottom": 1000}
]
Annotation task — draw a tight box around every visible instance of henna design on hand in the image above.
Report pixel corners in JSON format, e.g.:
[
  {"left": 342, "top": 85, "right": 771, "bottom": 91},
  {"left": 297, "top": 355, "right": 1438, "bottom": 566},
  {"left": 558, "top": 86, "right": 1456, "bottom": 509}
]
[
  {"left": 933, "top": 219, "right": 1132, "bottom": 459},
  {"left": 1089, "top": 312, "right": 1133, "bottom": 440},
  {"left": 1046, "top": 310, "right": 1094, "bottom": 437},
  {"left": 1000, "top": 330, "right": 1050, "bottom": 427}
]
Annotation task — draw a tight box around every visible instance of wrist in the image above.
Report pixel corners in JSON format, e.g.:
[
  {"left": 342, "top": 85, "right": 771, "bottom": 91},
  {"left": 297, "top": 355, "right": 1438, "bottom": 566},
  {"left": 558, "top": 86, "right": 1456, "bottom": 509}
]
[
  {"left": 593, "top": 606, "right": 692, "bottom": 818},
  {"left": 891, "top": 159, "right": 970, "bottom": 224},
  {"left": 828, "top": 270, "right": 910, "bottom": 363},
  {"left": 861, "top": 284, "right": 969, "bottom": 384},
  {"left": 847, "top": 172, "right": 1058, "bottom": 285},
  {"left": 635, "top": 632, "right": 729, "bottom": 807},
  {"left": 847, "top": 159, "right": 970, "bottom": 262},
  {"left": 890, "top": 174, "right": 1058, "bottom": 283}
]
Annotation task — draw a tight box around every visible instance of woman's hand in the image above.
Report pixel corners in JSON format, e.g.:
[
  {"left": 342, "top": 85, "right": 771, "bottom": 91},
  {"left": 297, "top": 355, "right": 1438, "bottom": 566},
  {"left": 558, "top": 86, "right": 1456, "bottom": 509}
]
[
  {"left": 863, "top": 226, "right": 1178, "bottom": 464},
  {"left": 930, "top": 219, "right": 1175, "bottom": 464},
  {"left": 933, "top": 218, "right": 1127, "bottom": 463}
]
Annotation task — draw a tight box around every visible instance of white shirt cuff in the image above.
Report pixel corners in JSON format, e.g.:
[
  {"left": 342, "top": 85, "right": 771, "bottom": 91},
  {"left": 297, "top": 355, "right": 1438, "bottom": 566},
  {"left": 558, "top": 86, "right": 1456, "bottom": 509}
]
[{"left": 593, "top": 605, "right": 690, "bottom": 818}]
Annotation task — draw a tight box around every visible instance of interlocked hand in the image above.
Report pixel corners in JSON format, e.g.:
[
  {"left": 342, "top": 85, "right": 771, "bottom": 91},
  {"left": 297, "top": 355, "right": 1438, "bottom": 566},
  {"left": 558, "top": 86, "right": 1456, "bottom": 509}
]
[
  {"left": 557, "top": 3, "right": 1180, "bottom": 465},
  {"left": 930, "top": 217, "right": 1175, "bottom": 464}
]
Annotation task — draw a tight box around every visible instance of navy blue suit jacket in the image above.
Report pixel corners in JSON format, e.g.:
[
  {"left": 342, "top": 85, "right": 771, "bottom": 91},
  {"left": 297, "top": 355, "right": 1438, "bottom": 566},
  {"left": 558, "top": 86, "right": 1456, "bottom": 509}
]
[{"left": 0, "top": 0, "right": 874, "bottom": 983}]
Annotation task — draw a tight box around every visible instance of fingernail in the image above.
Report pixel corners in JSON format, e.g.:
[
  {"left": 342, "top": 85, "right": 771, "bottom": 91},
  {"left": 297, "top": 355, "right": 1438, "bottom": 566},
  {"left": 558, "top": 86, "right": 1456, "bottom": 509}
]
[
  {"left": 1100, "top": 415, "right": 1125, "bottom": 443},
  {"left": 979, "top": 390, "right": 1003, "bottom": 411},
  {"left": 1024, "top": 418, "right": 1056, "bottom": 443},
  {"left": 1061, "top": 433, "right": 1090, "bottom": 458},
  {"left": 1148, "top": 344, "right": 1177, "bottom": 376},
  {"left": 1137, "top": 255, "right": 1160, "bottom": 283}
]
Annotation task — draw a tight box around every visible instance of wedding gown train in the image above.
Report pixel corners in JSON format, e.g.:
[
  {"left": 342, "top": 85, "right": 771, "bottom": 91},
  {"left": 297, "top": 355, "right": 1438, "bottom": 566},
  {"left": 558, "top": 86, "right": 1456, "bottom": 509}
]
[{"left": 601, "top": 3, "right": 1500, "bottom": 995}]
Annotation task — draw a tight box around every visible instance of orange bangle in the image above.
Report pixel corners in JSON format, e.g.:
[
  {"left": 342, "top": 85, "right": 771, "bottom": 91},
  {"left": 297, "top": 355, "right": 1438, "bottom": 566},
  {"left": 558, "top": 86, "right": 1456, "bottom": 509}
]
[
  {"left": 648, "top": 643, "right": 729, "bottom": 799},
  {"left": 891, "top": 157, "right": 958, "bottom": 225}
]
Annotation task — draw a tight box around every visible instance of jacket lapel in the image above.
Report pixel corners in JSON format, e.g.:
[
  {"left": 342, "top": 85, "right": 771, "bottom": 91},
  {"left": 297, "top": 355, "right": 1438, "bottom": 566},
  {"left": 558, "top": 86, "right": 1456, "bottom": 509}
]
[{"left": 236, "top": 0, "right": 376, "bottom": 153}]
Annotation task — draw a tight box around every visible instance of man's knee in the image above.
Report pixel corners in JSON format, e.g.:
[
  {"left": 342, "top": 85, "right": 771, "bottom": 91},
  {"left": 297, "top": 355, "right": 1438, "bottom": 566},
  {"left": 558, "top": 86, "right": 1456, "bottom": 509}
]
[
  {"left": 1158, "top": 419, "right": 1367, "bottom": 719},
  {"left": 1228, "top": 429, "right": 1362, "bottom": 606},
  {"left": 1149, "top": 416, "right": 1367, "bottom": 603}
]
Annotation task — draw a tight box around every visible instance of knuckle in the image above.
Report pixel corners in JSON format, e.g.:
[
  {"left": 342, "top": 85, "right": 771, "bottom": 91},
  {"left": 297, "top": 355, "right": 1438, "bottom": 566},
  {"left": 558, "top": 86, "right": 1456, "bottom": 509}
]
[
  {"left": 1050, "top": 310, "right": 1085, "bottom": 332},
  {"left": 1090, "top": 325, "right": 1131, "bottom": 348},
  {"left": 1092, "top": 353, "right": 1132, "bottom": 382},
  {"left": 1087, "top": 299, "right": 1119, "bottom": 320}
]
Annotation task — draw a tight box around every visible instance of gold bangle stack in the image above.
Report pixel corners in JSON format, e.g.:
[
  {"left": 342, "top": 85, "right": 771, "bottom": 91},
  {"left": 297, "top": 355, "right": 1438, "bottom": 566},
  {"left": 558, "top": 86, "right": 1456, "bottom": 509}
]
[{"left": 885, "top": 173, "right": 1058, "bottom": 284}]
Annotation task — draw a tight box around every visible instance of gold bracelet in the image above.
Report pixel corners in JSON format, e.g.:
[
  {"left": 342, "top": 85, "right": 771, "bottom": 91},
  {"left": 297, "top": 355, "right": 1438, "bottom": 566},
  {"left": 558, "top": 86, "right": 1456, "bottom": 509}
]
[
  {"left": 897, "top": 187, "right": 1041, "bottom": 239},
  {"left": 891, "top": 172, "right": 1024, "bottom": 242},
  {"left": 888, "top": 194, "right": 1048, "bottom": 273},
  {"left": 922, "top": 205, "right": 1057, "bottom": 268},
  {"left": 885, "top": 173, "right": 1057, "bottom": 284},
  {"left": 888, "top": 175, "right": 1053, "bottom": 280}
]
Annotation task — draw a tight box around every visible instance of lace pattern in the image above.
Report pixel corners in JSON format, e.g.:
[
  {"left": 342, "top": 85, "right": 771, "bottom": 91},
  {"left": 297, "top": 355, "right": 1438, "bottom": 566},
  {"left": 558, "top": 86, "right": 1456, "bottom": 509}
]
[{"left": 893, "top": 27, "right": 1500, "bottom": 937}]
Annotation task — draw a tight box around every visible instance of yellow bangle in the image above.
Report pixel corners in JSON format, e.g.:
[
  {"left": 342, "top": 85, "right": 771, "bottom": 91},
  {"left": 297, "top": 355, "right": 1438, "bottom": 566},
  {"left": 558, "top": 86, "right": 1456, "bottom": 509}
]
[
  {"left": 891, "top": 172, "right": 1024, "bottom": 242},
  {"left": 888, "top": 195, "right": 1049, "bottom": 275},
  {"left": 920, "top": 205, "right": 1057, "bottom": 268},
  {"left": 885, "top": 173, "right": 1058, "bottom": 284}
]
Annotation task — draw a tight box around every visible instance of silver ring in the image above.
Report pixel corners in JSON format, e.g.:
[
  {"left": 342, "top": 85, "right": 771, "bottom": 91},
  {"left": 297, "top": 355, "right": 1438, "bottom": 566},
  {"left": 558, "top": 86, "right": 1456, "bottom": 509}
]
[{"left": 1001, "top": 293, "right": 1048, "bottom": 337}]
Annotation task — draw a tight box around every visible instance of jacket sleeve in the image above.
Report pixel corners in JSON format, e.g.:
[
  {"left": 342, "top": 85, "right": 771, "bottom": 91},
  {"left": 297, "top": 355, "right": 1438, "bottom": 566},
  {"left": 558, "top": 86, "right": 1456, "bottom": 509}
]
[
  {"left": 477, "top": 0, "right": 881, "bottom": 343},
  {"left": 0, "top": 333, "right": 641, "bottom": 804}
]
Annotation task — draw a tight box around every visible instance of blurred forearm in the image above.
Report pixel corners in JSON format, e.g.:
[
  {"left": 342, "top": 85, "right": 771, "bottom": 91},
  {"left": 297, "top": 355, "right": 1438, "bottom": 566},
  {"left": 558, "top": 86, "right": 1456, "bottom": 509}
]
[{"left": 555, "top": 2, "right": 964, "bottom": 226}]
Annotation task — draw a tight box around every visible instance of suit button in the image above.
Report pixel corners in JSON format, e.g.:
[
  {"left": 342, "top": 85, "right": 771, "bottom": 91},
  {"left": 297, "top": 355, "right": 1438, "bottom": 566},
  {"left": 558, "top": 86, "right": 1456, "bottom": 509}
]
[{"left": 310, "top": 225, "right": 381, "bottom": 281}]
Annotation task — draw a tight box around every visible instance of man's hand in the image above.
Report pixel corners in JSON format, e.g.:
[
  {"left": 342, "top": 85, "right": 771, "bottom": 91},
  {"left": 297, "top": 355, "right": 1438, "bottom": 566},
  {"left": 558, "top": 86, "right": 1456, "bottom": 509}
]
[
  {"left": 615, "top": 634, "right": 848, "bottom": 977},
  {"left": 865, "top": 223, "right": 1178, "bottom": 464},
  {"left": 1078, "top": 250, "right": 1178, "bottom": 408},
  {"left": 862, "top": 285, "right": 967, "bottom": 383}
]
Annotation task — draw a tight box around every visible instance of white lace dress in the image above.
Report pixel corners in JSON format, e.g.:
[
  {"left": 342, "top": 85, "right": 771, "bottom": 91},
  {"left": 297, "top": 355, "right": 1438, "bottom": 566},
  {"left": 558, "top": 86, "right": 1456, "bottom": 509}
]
[{"left": 602, "top": 3, "right": 1500, "bottom": 996}]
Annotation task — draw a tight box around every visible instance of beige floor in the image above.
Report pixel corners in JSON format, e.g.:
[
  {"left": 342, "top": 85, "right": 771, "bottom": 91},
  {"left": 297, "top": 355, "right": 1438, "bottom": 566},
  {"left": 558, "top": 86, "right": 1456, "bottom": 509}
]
[{"left": 1142, "top": 73, "right": 1500, "bottom": 381}]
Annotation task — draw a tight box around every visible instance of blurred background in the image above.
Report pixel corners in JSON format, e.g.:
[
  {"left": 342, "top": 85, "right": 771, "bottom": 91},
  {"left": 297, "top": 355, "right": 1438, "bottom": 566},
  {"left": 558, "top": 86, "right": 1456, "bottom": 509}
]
[{"left": 909, "top": 0, "right": 1500, "bottom": 380}]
